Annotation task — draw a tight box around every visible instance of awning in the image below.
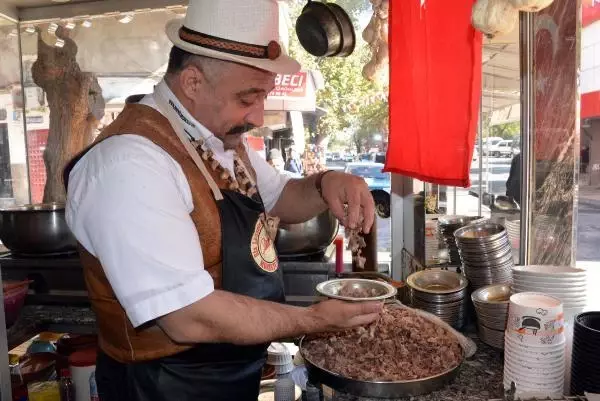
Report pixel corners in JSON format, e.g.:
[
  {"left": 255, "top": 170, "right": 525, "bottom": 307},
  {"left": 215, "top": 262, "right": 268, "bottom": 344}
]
[{"left": 265, "top": 69, "right": 321, "bottom": 112}]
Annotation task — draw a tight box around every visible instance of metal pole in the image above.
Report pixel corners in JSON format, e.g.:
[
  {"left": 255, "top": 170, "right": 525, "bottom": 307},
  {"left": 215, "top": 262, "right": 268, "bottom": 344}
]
[
  {"left": 0, "top": 278, "right": 12, "bottom": 401},
  {"left": 478, "top": 101, "right": 483, "bottom": 217},
  {"left": 519, "top": 11, "right": 535, "bottom": 266}
]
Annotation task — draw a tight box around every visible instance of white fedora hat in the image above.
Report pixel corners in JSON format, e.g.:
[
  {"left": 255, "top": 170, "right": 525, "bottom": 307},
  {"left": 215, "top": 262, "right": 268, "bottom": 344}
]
[{"left": 166, "top": 0, "right": 301, "bottom": 74}]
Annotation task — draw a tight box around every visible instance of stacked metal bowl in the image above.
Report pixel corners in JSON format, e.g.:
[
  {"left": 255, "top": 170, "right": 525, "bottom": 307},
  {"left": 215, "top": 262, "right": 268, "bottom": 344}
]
[
  {"left": 437, "top": 216, "right": 484, "bottom": 265},
  {"left": 407, "top": 269, "right": 469, "bottom": 329},
  {"left": 471, "top": 284, "right": 510, "bottom": 349},
  {"left": 454, "top": 221, "right": 514, "bottom": 290}
]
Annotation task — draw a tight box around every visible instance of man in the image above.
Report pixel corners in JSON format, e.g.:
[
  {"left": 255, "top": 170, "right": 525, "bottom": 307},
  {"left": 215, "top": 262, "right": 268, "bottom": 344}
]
[
  {"left": 506, "top": 153, "right": 521, "bottom": 205},
  {"left": 285, "top": 147, "right": 303, "bottom": 175},
  {"left": 64, "top": 1, "right": 381, "bottom": 400}
]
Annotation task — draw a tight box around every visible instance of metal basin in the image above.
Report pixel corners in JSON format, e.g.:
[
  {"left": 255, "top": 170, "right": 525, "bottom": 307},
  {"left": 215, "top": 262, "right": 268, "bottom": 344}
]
[
  {"left": 0, "top": 203, "right": 77, "bottom": 255},
  {"left": 275, "top": 210, "right": 339, "bottom": 256}
]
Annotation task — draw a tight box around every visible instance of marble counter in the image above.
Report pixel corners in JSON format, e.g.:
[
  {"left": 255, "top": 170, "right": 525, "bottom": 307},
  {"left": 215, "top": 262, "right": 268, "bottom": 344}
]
[
  {"left": 7, "top": 305, "right": 508, "bottom": 400},
  {"left": 7, "top": 305, "right": 96, "bottom": 350}
]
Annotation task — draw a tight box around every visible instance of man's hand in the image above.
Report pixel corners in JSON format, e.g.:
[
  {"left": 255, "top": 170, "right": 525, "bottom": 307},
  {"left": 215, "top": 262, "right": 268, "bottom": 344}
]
[
  {"left": 321, "top": 171, "right": 376, "bottom": 233},
  {"left": 308, "top": 299, "right": 383, "bottom": 331}
]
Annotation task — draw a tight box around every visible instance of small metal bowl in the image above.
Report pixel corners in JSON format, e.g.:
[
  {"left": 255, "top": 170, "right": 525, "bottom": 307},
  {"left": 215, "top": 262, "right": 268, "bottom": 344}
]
[
  {"left": 471, "top": 284, "right": 511, "bottom": 304},
  {"left": 454, "top": 222, "right": 506, "bottom": 243},
  {"left": 315, "top": 278, "right": 397, "bottom": 302},
  {"left": 406, "top": 270, "right": 468, "bottom": 294}
]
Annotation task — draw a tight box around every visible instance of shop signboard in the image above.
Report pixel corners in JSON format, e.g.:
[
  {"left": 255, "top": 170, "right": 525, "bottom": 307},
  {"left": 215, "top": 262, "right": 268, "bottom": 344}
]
[
  {"left": 583, "top": 0, "right": 600, "bottom": 27},
  {"left": 269, "top": 72, "right": 307, "bottom": 98},
  {"left": 582, "top": 0, "right": 600, "bottom": 119}
]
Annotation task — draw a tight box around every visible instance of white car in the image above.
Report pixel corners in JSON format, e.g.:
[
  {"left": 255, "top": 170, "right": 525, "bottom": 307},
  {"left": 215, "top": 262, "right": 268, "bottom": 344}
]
[{"left": 489, "top": 140, "right": 514, "bottom": 158}]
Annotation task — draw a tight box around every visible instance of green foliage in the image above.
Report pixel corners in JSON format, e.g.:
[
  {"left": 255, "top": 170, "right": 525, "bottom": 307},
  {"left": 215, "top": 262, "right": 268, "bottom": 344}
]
[{"left": 287, "top": 0, "right": 389, "bottom": 152}]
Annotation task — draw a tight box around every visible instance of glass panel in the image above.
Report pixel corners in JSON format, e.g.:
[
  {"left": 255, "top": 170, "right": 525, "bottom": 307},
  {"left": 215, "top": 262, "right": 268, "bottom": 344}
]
[
  {"left": 286, "top": 0, "right": 391, "bottom": 266},
  {"left": 0, "top": 19, "right": 29, "bottom": 208},
  {"left": 20, "top": 10, "right": 178, "bottom": 203},
  {"left": 425, "top": 29, "right": 522, "bottom": 267}
]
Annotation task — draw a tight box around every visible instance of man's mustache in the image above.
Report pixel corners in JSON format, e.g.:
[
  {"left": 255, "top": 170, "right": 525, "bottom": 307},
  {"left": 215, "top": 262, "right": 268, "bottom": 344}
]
[{"left": 227, "top": 124, "right": 256, "bottom": 136}]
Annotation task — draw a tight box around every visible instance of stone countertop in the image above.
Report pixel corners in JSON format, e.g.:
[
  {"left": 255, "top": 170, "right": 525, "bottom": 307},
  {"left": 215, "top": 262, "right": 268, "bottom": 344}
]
[
  {"left": 6, "top": 306, "right": 507, "bottom": 400},
  {"left": 7, "top": 305, "right": 96, "bottom": 350},
  {"left": 320, "top": 333, "right": 506, "bottom": 401}
]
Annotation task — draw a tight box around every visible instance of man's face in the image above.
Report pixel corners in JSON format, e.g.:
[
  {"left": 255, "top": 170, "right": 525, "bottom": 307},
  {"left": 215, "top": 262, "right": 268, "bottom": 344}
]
[{"left": 185, "top": 62, "right": 276, "bottom": 150}]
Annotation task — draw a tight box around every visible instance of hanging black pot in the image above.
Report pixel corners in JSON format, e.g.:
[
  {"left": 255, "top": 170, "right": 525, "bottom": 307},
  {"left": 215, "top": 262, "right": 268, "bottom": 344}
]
[{"left": 295, "top": 0, "right": 356, "bottom": 58}]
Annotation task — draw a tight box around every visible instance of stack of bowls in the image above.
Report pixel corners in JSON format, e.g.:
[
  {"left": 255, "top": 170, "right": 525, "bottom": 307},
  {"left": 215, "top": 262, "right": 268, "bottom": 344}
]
[
  {"left": 504, "top": 219, "right": 520, "bottom": 263},
  {"left": 454, "top": 221, "right": 514, "bottom": 290},
  {"left": 571, "top": 312, "right": 600, "bottom": 395},
  {"left": 471, "top": 284, "right": 510, "bottom": 349},
  {"left": 511, "top": 266, "right": 587, "bottom": 318},
  {"left": 407, "top": 269, "right": 469, "bottom": 329},
  {"left": 267, "top": 342, "right": 293, "bottom": 375},
  {"left": 504, "top": 293, "right": 566, "bottom": 398},
  {"left": 437, "top": 216, "right": 483, "bottom": 265}
]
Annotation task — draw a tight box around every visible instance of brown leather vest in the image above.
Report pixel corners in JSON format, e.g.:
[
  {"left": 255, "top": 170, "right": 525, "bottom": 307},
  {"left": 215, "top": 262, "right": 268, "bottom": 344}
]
[{"left": 72, "top": 104, "right": 252, "bottom": 363}]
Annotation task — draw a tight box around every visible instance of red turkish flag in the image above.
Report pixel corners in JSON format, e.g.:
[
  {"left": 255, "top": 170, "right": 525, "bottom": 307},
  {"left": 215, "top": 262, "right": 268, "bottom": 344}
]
[{"left": 384, "top": 0, "right": 483, "bottom": 187}]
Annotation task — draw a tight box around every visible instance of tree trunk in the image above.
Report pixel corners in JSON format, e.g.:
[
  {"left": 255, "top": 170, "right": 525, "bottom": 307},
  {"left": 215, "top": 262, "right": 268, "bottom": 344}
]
[{"left": 31, "top": 27, "right": 104, "bottom": 204}]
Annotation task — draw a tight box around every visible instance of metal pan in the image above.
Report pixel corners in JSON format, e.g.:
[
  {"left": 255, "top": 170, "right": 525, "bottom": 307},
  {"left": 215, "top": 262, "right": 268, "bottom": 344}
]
[{"left": 300, "top": 340, "right": 463, "bottom": 398}]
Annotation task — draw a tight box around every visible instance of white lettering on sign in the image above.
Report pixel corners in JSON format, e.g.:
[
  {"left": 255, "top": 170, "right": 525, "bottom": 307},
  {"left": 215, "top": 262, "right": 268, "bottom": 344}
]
[{"left": 270, "top": 72, "right": 307, "bottom": 98}]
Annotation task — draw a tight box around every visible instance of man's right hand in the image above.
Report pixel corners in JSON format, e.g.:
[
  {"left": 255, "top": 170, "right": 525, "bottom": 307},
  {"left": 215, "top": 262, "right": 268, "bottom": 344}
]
[{"left": 307, "top": 299, "right": 383, "bottom": 332}]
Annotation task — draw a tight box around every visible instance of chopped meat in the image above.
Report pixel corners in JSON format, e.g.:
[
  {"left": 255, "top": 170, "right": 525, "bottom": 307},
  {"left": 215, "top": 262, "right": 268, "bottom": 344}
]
[
  {"left": 302, "top": 307, "right": 462, "bottom": 381},
  {"left": 344, "top": 205, "right": 367, "bottom": 269},
  {"left": 338, "top": 282, "right": 384, "bottom": 298}
]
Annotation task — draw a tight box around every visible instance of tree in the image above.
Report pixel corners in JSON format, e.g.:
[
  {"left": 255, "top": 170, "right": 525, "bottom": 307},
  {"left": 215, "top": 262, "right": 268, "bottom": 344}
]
[{"left": 286, "top": 0, "right": 389, "bottom": 151}]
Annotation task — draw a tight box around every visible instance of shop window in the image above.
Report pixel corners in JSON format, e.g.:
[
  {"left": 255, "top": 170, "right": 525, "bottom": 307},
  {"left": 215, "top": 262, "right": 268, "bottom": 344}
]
[
  {"left": 425, "top": 29, "right": 522, "bottom": 267},
  {"left": 283, "top": 0, "right": 391, "bottom": 265},
  {"left": 19, "top": 9, "right": 178, "bottom": 203},
  {"left": 0, "top": 19, "right": 29, "bottom": 209}
]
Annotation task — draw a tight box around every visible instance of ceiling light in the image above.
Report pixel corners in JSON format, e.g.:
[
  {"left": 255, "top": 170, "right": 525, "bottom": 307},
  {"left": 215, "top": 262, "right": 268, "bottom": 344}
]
[
  {"left": 51, "top": 0, "right": 71, "bottom": 3},
  {"left": 118, "top": 13, "right": 134, "bottom": 24},
  {"left": 81, "top": 20, "right": 92, "bottom": 28},
  {"left": 65, "top": 21, "right": 76, "bottom": 30},
  {"left": 8, "top": 29, "right": 17, "bottom": 37},
  {"left": 48, "top": 23, "right": 59, "bottom": 34},
  {"left": 55, "top": 38, "right": 65, "bottom": 48},
  {"left": 24, "top": 26, "right": 36, "bottom": 34}
]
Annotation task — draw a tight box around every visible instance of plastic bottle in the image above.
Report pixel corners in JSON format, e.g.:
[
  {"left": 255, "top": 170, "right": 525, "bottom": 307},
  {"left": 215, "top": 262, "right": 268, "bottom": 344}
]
[
  {"left": 89, "top": 371, "right": 99, "bottom": 401},
  {"left": 59, "top": 369, "right": 75, "bottom": 401}
]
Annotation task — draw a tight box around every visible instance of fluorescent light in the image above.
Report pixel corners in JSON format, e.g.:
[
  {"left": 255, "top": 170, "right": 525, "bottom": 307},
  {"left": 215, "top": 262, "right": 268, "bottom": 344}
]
[
  {"left": 118, "top": 13, "right": 134, "bottom": 24},
  {"left": 82, "top": 20, "right": 92, "bottom": 28},
  {"left": 48, "top": 23, "right": 59, "bottom": 34},
  {"left": 65, "top": 21, "right": 76, "bottom": 30},
  {"left": 55, "top": 38, "right": 65, "bottom": 48}
]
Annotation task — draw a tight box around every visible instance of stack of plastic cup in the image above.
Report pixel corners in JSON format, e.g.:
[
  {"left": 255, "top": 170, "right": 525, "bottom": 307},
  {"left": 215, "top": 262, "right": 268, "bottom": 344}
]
[{"left": 503, "top": 292, "right": 566, "bottom": 398}]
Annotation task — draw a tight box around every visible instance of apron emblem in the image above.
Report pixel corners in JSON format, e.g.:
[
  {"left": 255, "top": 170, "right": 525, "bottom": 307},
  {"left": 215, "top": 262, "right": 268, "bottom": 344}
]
[{"left": 251, "top": 218, "right": 279, "bottom": 272}]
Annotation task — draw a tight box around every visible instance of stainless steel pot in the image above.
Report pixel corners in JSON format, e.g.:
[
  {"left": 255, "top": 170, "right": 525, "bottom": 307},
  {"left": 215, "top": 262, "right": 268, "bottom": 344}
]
[
  {"left": 275, "top": 210, "right": 339, "bottom": 256},
  {"left": 0, "top": 203, "right": 77, "bottom": 255}
]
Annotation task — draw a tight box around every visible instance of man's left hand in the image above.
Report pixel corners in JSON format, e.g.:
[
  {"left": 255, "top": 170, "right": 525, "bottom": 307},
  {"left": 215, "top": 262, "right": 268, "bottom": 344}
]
[{"left": 320, "top": 171, "right": 375, "bottom": 233}]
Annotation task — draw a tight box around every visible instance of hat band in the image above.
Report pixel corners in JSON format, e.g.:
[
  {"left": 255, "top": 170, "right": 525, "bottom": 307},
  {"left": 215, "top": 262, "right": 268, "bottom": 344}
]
[{"left": 179, "top": 26, "right": 281, "bottom": 60}]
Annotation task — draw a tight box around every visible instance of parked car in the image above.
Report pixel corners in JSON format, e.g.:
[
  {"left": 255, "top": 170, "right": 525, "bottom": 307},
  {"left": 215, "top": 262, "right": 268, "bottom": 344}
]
[
  {"left": 344, "top": 162, "right": 391, "bottom": 218},
  {"left": 481, "top": 137, "right": 503, "bottom": 156},
  {"left": 489, "top": 139, "right": 514, "bottom": 158}
]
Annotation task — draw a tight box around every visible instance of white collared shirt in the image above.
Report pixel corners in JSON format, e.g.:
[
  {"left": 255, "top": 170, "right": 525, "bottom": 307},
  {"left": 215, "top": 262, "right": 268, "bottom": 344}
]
[{"left": 66, "top": 82, "right": 291, "bottom": 328}]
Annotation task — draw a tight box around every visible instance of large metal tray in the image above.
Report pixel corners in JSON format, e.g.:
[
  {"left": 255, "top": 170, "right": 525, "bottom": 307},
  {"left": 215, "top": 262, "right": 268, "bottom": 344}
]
[{"left": 299, "top": 308, "right": 466, "bottom": 398}]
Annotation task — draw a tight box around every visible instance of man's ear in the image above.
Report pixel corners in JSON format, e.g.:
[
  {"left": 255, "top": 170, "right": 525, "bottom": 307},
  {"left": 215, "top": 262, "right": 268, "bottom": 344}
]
[{"left": 178, "top": 65, "right": 207, "bottom": 101}]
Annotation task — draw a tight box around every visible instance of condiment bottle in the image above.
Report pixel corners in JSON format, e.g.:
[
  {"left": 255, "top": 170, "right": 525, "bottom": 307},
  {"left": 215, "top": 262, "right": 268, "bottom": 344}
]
[{"left": 59, "top": 369, "right": 75, "bottom": 401}]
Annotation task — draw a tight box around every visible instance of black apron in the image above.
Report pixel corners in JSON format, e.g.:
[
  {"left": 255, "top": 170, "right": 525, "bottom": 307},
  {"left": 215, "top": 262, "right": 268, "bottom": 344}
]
[{"left": 95, "top": 189, "right": 285, "bottom": 401}]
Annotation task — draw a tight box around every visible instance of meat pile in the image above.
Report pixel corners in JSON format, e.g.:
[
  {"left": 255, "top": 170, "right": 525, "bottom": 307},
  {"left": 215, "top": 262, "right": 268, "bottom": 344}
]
[
  {"left": 302, "top": 307, "right": 462, "bottom": 381},
  {"left": 338, "top": 282, "right": 384, "bottom": 298}
]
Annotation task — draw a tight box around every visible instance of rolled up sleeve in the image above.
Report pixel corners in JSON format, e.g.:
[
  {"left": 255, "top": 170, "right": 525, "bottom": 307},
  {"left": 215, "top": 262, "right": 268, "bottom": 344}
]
[{"left": 66, "top": 135, "right": 214, "bottom": 328}]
